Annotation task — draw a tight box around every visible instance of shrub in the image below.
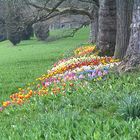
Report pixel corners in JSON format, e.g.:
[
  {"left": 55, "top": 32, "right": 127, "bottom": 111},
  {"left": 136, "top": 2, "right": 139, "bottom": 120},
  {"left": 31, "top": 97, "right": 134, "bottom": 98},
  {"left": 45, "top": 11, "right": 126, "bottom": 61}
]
[
  {"left": 33, "top": 22, "right": 49, "bottom": 41},
  {"left": 20, "top": 25, "right": 33, "bottom": 40}
]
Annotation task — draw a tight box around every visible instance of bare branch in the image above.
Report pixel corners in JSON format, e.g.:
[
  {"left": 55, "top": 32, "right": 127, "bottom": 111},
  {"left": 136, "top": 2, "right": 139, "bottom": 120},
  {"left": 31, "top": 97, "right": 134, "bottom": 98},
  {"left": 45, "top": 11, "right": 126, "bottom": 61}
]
[{"left": 26, "top": 0, "right": 92, "bottom": 25}]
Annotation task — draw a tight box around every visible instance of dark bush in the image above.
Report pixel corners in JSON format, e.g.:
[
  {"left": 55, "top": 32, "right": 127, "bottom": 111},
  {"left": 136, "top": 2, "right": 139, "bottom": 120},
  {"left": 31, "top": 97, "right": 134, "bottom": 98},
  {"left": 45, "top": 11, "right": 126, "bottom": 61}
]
[
  {"left": 33, "top": 22, "right": 50, "bottom": 41},
  {"left": 20, "top": 25, "right": 33, "bottom": 40},
  {"left": 0, "top": 23, "right": 6, "bottom": 42},
  {"left": 8, "top": 34, "right": 21, "bottom": 45}
]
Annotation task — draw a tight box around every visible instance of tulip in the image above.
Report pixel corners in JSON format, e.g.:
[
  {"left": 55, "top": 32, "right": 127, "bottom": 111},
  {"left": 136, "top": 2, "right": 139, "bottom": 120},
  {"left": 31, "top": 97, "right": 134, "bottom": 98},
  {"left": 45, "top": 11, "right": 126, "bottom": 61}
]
[{"left": 0, "top": 107, "right": 3, "bottom": 112}]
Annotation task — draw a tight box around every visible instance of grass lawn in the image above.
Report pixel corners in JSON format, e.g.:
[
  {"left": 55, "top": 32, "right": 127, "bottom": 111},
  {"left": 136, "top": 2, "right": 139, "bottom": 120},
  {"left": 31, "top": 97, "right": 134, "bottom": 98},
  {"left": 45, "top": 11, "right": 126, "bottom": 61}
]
[
  {"left": 0, "top": 27, "right": 140, "bottom": 140},
  {"left": 0, "top": 27, "right": 89, "bottom": 101}
]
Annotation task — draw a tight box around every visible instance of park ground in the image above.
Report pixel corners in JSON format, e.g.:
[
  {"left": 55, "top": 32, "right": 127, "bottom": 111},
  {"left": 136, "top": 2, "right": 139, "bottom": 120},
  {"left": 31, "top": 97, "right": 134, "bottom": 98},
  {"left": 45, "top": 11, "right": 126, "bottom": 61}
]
[{"left": 0, "top": 28, "right": 140, "bottom": 140}]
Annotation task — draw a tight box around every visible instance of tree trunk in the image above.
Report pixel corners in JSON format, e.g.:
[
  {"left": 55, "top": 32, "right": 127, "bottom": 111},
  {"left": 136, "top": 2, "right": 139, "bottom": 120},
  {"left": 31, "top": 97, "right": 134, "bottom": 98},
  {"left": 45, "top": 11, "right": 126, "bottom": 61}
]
[
  {"left": 97, "top": 0, "right": 116, "bottom": 56},
  {"left": 89, "top": 7, "right": 99, "bottom": 44},
  {"left": 118, "top": 0, "right": 140, "bottom": 72},
  {"left": 114, "top": 0, "right": 133, "bottom": 60}
]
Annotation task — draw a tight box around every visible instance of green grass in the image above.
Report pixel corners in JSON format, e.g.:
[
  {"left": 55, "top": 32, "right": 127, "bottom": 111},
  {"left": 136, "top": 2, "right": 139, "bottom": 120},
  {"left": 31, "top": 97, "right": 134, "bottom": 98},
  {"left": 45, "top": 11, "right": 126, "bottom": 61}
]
[
  {"left": 0, "top": 27, "right": 89, "bottom": 101},
  {"left": 50, "top": 28, "right": 73, "bottom": 36},
  {"left": 0, "top": 27, "right": 140, "bottom": 140}
]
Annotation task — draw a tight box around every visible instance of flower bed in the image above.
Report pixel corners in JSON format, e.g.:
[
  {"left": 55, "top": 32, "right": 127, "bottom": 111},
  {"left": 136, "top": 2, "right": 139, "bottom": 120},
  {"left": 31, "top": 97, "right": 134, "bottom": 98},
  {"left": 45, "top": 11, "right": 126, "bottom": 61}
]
[
  {"left": 0, "top": 45, "right": 120, "bottom": 112},
  {"left": 74, "top": 45, "right": 96, "bottom": 56}
]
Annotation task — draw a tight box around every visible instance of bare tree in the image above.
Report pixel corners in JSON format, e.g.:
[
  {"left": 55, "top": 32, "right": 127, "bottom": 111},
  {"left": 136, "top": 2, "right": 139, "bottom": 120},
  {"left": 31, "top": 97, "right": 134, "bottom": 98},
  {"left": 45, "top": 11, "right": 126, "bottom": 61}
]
[
  {"left": 0, "top": 0, "right": 100, "bottom": 45},
  {"left": 25, "top": 0, "right": 99, "bottom": 43}
]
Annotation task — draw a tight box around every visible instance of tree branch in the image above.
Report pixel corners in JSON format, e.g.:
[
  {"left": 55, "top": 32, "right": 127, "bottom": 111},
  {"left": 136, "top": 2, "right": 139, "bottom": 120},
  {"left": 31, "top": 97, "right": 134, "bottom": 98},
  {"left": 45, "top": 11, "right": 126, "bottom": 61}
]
[{"left": 26, "top": 0, "right": 92, "bottom": 22}]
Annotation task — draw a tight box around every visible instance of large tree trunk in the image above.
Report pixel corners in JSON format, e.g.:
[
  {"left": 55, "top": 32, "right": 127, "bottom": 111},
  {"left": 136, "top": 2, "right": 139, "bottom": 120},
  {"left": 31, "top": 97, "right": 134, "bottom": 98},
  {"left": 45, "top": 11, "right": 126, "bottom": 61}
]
[
  {"left": 89, "top": 7, "right": 99, "bottom": 44},
  {"left": 97, "top": 0, "right": 116, "bottom": 56},
  {"left": 114, "top": 0, "right": 133, "bottom": 60},
  {"left": 118, "top": 0, "right": 140, "bottom": 72}
]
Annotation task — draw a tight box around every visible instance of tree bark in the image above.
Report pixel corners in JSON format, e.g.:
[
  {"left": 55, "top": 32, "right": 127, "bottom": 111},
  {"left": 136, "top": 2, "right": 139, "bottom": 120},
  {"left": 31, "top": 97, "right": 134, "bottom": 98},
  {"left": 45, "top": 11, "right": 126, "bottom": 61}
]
[
  {"left": 97, "top": 0, "right": 116, "bottom": 56},
  {"left": 114, "top": 0, "right": 133, "bottom": 60},
  {"left": 89, "top": 7, "right": 99, "bottom": 43},
  {"left": 118, "top": 0, "right": 140, "bottom": 72}
]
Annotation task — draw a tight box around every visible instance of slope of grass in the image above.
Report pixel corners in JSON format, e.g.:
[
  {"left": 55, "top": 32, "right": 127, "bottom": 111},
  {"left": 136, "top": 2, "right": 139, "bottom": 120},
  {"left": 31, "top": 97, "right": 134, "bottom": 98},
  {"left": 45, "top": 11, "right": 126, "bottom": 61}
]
[
  {"left": 0, "top": 27, "right": 140, "bottom": 139},
  {"left": 0, "top": 27, "right": 89, "bottom": 101}
]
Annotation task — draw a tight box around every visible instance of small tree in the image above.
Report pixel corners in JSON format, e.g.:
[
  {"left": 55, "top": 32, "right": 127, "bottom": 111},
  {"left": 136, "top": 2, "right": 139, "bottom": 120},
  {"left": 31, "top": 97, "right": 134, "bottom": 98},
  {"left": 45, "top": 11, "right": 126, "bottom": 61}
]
[
  {"left": 6, "top": 1, "right": 21, "bottom": 45},
  {"left": 4, "top": 0, "right": 34, "bottom": 45}
]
